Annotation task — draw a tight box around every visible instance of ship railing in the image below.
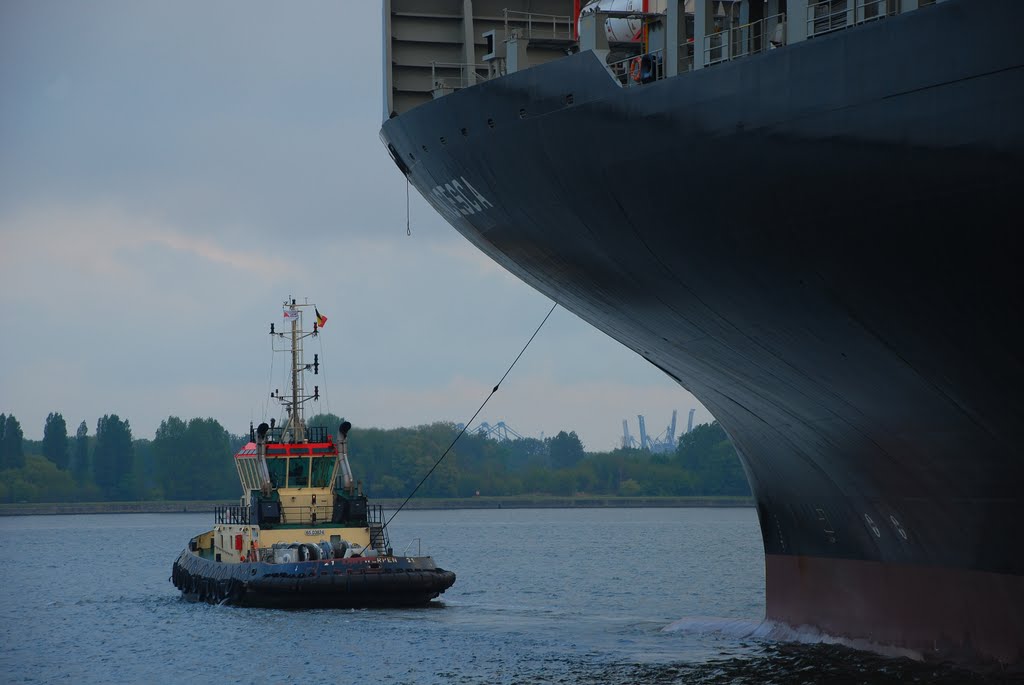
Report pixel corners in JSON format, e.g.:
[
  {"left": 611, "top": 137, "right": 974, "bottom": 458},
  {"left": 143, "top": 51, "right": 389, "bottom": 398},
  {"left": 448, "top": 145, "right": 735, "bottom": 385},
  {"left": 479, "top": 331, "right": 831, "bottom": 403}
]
[
  {"left": 258, "top": 425, "right": 333, "bottom": 444},
  {"left": 806, "top": 0, "right": 898, "bottom": 39},
  {"left": 275, "top": 504, "right": 335, "bottom": 525},
  {"left": 607, "top": 49, "right": 665, "bottom": 88},
  {"left": 702, "top": 13, "right": 787, "bottom": 68},
  {"left": 305, "top": 425, "right": 331, "bottom": 443},
  {"left": 679, "top": 40, "right": 695, "bottom": 74},
  {"left": 215, "top": 504, "right": 251, "bottom": 525},
  {"left": 430, "top": 61, "right": 496, "bottom": 93},
  {"left": 502, "top": 9, "right": 574, "bottom": 42}
]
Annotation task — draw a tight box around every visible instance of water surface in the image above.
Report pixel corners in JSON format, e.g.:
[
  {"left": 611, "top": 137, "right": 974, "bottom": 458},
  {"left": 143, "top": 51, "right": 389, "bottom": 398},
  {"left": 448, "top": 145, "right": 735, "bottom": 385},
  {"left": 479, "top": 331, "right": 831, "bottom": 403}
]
[{"left": 0, "top": 508, "right": 1015, "bottom": 683}]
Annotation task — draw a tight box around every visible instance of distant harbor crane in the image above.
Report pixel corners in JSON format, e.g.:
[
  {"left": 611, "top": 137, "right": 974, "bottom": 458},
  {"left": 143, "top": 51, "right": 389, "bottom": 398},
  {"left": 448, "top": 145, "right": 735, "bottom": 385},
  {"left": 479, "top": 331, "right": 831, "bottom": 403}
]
[
  {"left": 457, "top": 420, "right": 525, "bottom": 441},
  {"left": 666, "top": 409, "right": 678, "bottom": 447},
  {"left": 621, "top": 420, "right": 638, "bottom": 449},
  {"left": 638, "top": 414, "right": 650, "bottom": 451},
  {"left": 622, "top": 409, "right": 694, "bottom": 453}
]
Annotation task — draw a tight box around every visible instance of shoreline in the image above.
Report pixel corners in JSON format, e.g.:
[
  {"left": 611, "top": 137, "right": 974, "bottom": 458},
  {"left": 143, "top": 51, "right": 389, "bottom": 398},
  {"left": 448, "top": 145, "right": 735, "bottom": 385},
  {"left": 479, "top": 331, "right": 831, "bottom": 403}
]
[{"left": 0, "top": 495, "right": 753, "bottom": 516}]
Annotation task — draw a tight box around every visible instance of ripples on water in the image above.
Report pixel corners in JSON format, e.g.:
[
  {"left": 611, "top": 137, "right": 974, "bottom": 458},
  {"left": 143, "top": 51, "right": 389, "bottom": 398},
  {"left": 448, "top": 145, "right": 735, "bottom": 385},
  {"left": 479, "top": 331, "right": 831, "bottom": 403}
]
[
  {"left": 0, "top": 509, "right": 1020, "bottom": 684},
  {"left": 592, "top": 644, "right": 1011, "bottom": 685}
]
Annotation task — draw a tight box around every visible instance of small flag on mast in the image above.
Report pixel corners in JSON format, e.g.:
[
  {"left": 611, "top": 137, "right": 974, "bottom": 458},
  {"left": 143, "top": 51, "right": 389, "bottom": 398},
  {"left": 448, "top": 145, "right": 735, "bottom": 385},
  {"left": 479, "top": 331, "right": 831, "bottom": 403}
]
[{"left": 315, "top": 308, "right": 327, "bottom": 328}]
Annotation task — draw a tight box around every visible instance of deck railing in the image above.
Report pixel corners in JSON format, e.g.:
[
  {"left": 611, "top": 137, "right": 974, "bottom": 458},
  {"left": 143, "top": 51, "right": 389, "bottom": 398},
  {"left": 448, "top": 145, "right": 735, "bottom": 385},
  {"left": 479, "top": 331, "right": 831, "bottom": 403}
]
[
  {"left": 806, "top": 0, "right": 897, "bottom": 38},
  {"left": 275, "top": 504, "right": 334, "bottom": 525},
  {"left": 264, "top": 501, "right": 385, "bottom": 528},
  {"left": 704, "top": 13, "right": 787, "bottom": 67},
  {"left": 214, "top": 504, "right": 250, "bottom": 525},
  {"left": 419, "top": 0, "right": 936, "bottom": 96},
  {"left": 431, "top": 61, "right": 495, "bottom": 92},
  {"left": 503, "top": 9, "right": 574, "bottom": 41}
]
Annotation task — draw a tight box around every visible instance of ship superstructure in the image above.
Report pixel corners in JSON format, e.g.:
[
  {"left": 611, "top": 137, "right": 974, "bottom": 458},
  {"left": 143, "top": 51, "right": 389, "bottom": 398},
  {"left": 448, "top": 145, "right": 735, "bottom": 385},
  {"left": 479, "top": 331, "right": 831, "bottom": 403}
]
[
  {"left": 380, "top": 0, "right": 1024, "bottom": 667},
  {"left": 213, "top": 299, "right": 380, "bottom": 560}
]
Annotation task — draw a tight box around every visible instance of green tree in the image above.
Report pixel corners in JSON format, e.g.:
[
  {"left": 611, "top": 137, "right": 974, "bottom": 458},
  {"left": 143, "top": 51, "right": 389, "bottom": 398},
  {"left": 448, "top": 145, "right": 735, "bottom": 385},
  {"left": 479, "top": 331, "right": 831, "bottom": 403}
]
[
  {"left": 184, "top": 417, "right": 236, "bottom": 499},
  {"left": 153, "top": 416, "right": 187, "bottom": 498},
  {"left": 571, "top": 462, "right": 597, "bottom": 494},
  {"left": 619, "top": 478, "right": 642, "bottom": 496},
  {"left": 307, "top": 413, "right": 345, "bottom": 439},
  {"left": 504, "top": 437, "right": 548, "bottom": 471},
  {"left": 93, "top": 415, "right": 134, "bottom": 499},
  {"left": 548, "top": 430, "right": 585, "bottom": 469},
  {"left": 42, "top": 412, "right": 70, "bottom": 469},
  {"left": 132, "top": 438, "right": 155, "bottom": 499},
  {"left": 549, "top": 469, "right": 576, "bottom": 496},
  {"left": 72, "top": 421, "right": 91, "bottom": 484},
  {"left": 389, "top": 423, "right": 459, "bottom": 497},
  {"left": 1, "top": 414, "right": 25, "bottom": 470},
  {"left": 0, "top": 455, "right": 79, "bottom": 503},
  {"left": 153, "top": 416, "right": 236, "bottom": 500},
  {"left": 676, "top": 421, "right": 725, "bottom": 460},
  {"left": 351, "top": 422, "right": 460, "bottom": 498},
  {"left": 676, "top": 421, "right": 750, "bottom": 495}
]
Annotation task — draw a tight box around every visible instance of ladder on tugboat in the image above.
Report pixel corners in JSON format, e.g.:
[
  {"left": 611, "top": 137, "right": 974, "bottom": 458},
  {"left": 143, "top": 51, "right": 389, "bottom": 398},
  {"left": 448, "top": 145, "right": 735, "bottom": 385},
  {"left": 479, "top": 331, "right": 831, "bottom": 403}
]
[
  {"left": 369, "top": 521, "right": 389, "bottom": 554},
  {"left": 366, "top": 503, "right": 391, "bottom": 554}
]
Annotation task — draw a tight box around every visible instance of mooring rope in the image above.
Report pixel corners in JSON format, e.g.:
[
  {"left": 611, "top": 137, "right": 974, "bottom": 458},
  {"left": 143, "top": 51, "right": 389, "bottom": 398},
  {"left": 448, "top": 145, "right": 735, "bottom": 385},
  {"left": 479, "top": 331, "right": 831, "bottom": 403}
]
[{"left": 373, "top": 301, "right": 558, "bottom": 547}]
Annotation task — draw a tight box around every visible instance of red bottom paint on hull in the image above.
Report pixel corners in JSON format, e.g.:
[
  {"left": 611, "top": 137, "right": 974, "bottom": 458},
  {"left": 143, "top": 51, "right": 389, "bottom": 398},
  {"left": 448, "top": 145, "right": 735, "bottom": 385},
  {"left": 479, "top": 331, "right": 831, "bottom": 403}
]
[{"left": 766, "top": 554, "right": 1024, "bottom": 667}]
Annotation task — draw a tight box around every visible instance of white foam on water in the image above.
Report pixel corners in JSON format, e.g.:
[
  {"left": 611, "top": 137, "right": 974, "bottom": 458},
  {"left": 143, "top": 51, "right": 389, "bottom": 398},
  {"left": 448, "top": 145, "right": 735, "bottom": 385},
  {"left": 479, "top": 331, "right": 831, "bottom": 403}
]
[
  {"left": 662, "top": 617, "right": 924, "bottom": 661},
  {"left": 662, "top": 616, "right": 764, "bottom": 639}
]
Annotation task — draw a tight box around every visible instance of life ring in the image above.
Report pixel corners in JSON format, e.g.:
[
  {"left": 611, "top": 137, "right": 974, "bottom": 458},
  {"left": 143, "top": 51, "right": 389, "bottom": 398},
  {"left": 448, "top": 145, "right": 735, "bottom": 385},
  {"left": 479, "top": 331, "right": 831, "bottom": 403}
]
[{"left": 629, "top": 57, "right": 643, "bottom": 83}]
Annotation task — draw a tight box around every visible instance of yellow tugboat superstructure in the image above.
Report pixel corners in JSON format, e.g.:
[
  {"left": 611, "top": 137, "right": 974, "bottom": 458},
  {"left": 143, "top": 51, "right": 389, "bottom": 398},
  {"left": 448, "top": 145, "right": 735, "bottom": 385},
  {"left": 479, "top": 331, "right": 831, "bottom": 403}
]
[
  {"left": 170, "top": 299, "right": 456, "bottom": 607},
  {"left": 203, "top": 418, "right": 378, "bottom": 565}
]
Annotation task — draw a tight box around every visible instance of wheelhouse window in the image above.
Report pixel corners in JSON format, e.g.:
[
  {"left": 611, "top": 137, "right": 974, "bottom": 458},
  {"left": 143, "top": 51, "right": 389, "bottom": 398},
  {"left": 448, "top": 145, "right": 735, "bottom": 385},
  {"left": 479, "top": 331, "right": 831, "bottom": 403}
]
[
  {"left": 287, "top": 457, "right": 310, "bottom": 488},
  {"left": 310, "top": 457, "right": 334, "bottom": 488},
  {"left": 266, "top": 458, "right": 286, "bottom": 489},
  {"left": 235, "top": 457, "right": 263, "bottom": 491}
]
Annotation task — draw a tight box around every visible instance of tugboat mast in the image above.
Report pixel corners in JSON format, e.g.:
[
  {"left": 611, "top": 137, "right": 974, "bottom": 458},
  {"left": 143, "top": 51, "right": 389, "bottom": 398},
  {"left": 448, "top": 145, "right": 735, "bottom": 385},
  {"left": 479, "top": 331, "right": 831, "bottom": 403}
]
[
  {"left": 289, "top": 300, "right": 303, "bottom": 443},
  {"left": 273, "top": 297, "right": 318, "bottom": 444}
]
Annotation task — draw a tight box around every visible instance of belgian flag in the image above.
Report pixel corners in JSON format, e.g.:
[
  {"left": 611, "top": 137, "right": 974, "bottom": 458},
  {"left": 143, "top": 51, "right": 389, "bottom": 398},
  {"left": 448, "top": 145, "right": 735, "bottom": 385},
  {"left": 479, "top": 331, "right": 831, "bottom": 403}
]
[{"left": 315, "top": 308, "right": 327, "bottom": 328}]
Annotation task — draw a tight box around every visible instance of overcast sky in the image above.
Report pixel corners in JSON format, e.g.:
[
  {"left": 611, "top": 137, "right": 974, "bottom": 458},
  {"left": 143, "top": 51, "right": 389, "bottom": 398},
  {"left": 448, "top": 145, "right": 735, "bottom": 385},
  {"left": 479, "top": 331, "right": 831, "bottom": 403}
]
[{"left": 0, "top": 1, "right": 711, "bottom": 451}]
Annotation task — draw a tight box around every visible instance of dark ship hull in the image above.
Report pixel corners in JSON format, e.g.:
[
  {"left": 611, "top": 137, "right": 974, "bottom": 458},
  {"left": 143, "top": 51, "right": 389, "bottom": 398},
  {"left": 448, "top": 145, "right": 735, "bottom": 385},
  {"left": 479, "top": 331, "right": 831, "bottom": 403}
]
[
  {"left": 380, "top": 0, "right": 1024, "bottom": 666},
  {"left": 172, "top": 548, "right": 456, "bottom": 608}
]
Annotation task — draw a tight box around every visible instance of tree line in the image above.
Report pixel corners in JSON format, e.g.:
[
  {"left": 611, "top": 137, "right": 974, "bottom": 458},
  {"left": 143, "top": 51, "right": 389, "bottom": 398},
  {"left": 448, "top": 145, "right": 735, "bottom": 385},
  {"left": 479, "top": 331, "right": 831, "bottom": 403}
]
[
  {"left": 0, "top": 411, "right": 749, "bottom": 504},
  {"left": 0, "top": 412, "right": 241, "bottom": 503}
]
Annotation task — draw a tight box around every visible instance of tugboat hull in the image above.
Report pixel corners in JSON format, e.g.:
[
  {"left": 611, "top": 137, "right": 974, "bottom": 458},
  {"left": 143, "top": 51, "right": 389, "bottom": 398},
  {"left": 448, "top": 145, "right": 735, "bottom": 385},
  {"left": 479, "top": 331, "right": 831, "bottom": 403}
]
[{"left": 172, "top": 548, "right": 456, "bottom": 608}]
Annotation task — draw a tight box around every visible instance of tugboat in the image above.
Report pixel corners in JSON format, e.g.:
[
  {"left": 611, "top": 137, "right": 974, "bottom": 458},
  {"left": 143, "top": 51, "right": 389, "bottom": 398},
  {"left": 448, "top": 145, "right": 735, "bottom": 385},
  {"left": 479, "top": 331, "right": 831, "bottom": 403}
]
[{"left": 171, "top": 299, "right": 456, "bottom": 607}]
